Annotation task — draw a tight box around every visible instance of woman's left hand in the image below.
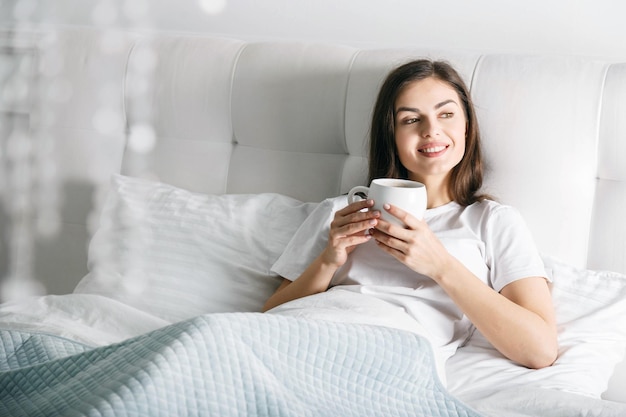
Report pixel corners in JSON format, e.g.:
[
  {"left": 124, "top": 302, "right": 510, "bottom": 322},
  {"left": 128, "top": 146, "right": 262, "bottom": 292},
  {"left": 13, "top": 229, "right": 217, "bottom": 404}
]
[
  {"left": 369, "top": 203, "right": 451, "bottom": 281},
  {"left": 373, "top": 204, "right": 558, "bottom": 369}
]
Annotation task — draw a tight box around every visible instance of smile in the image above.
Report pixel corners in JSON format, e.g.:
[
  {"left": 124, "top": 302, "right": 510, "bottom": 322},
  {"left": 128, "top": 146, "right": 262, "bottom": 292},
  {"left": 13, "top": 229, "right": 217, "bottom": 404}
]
[{"left": 418, "top": 144, "right": 449, "bottom": 156}]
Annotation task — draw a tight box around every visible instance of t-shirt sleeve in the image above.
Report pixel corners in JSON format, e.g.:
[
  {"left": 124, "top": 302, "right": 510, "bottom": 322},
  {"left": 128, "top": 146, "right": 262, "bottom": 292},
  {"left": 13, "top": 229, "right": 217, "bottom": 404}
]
[
  {"left": 485, "top": 205, "right": 549, "bottom": 292},
  {"left": 271, "top": 195, "right": 348, "bottom": 281}
]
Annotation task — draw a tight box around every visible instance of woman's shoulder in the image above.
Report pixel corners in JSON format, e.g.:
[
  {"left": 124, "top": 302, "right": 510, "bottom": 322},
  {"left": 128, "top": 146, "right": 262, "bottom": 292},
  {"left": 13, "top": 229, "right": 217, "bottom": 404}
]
[
  {"left": 465, "top": 198, "right": 527, "bottom": 228},
  {"left": 469, "top": 198, "right": 516, "bottom": 213}
]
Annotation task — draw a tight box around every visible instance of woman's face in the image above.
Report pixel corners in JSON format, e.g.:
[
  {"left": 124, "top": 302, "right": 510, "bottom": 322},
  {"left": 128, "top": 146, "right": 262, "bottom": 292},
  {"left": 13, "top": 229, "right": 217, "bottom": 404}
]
[{"left": 393, "top": 77, "right": 467, "bottom": 184}]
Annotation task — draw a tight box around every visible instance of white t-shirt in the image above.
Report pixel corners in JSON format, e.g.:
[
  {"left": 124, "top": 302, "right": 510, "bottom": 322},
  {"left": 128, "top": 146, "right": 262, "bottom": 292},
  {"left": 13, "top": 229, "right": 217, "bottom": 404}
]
[{"left": 271, "top": 195, "right": 547, "bottom": 354}]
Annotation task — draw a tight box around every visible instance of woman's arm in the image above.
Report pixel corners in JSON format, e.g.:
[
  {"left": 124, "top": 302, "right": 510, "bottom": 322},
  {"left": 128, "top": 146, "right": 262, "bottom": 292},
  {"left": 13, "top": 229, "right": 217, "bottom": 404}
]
[
  {"left": 262, "top": 258, "right": 338, "bottom": 312},
  {"left": 434, "top": 257, "right": 557, "bottom": 368},
  {"left": 262, "top": 198, "right": 380, "bottom": 312},
  {"left": 371, "top": 203, "right": 558, "bottom": 369}
]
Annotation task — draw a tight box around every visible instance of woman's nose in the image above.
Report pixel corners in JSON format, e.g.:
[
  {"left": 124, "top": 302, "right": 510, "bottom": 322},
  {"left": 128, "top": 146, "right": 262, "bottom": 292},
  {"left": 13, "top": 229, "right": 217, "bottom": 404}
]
[{"left": 419, "top": 117, "right": 439, "bottom": 138}]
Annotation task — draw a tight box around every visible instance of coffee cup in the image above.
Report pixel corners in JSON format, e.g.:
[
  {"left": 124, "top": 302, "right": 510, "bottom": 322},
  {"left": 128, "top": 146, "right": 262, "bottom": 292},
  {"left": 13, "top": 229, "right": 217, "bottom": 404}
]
[{"left": 348, "top": 178, "right": 427, "bottom": 226}]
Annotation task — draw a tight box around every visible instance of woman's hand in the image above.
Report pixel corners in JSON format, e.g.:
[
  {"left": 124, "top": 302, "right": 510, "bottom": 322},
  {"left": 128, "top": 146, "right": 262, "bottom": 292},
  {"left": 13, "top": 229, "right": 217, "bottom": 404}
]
[
  {"left": 371, "top": 203, "right": 558, "bottom": 368},
  {"left": 370, "top": 203, "right": 451, "bottom": 281},
  {"left": 321, "top": 199, "right": 380, "bottom": 268},
  {"left": 263, "top": 198, "right": 380, "bottom": 312}
]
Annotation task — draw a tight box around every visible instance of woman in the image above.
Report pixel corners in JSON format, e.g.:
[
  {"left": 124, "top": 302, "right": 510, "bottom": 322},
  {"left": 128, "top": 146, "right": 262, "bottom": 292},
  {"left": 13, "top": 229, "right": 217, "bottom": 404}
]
[{"left": 263, "top": 59, "right": 557, "bottom": 372}]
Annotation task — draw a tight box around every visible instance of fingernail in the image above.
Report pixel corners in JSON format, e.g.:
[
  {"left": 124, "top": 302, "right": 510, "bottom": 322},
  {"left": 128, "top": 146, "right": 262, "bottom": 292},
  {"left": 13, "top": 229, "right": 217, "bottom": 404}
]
[{"left": 383, "top": 203, "right": 391, "bottom": 210}]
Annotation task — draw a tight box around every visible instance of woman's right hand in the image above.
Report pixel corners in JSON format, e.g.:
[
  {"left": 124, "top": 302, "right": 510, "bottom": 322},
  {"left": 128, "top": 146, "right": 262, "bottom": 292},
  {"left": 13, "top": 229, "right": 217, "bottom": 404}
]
[
  {"left": 321, "top": 199, "right": 380, "bottom": 268},
  {"left": 263, "top": 198, "right": 379, "bottom": 312}
]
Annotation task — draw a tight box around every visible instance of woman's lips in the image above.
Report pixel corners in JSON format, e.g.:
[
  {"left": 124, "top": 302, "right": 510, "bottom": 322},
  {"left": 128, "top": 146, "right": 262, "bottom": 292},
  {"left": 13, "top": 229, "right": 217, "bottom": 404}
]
[{"left": 418, "top": 143, "right": 449, "bottom": 157}]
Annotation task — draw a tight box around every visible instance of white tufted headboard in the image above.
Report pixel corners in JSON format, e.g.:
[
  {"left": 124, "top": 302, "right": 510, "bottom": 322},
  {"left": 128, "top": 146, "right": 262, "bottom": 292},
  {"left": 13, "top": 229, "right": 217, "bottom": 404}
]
[{"left": 0, "top": 26, "right": 623, "bottom": 295}]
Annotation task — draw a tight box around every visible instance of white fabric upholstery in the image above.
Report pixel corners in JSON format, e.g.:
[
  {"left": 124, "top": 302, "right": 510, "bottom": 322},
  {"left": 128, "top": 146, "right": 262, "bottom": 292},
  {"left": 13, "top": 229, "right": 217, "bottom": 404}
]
[
  {"left": 122, "top": 35, "right": 245, "bottom": 194},
  {"left": 229, "top": 42, "right": 355, "bottom": 200},
  {"left": 590, "top": 64, "right": 626, "bottom": 274},
  {"left": 473, "top": 55, "right": 606, "bottom": 268},
  {"left": 1, "top": 27, "right": 625, "bottom": 401}
]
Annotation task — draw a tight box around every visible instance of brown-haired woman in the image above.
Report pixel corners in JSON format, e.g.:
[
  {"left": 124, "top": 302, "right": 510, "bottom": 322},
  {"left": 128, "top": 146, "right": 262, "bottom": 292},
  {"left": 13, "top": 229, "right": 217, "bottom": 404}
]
[{"left": 264, "top": 59, "right": 557, "bottom": 378}]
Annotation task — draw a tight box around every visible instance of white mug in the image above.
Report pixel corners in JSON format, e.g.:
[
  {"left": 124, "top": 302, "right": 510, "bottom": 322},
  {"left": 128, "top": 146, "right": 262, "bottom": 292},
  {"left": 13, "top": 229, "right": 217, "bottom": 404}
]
[{"left": 348, "top": 178, "right": 427, "bottom": 226}]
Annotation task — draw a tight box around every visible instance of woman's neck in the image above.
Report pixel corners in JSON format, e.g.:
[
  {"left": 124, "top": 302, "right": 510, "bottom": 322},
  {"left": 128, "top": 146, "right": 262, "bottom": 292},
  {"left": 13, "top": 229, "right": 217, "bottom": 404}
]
[{"left": 411, "top": 174, "right": 452, "bottom": 209}]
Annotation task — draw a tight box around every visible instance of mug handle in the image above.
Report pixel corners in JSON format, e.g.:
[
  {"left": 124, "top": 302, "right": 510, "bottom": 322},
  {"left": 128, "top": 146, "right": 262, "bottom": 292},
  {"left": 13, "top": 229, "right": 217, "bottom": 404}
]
[{"left": 348, "top": 186, "right": 370, "bottom": 204}]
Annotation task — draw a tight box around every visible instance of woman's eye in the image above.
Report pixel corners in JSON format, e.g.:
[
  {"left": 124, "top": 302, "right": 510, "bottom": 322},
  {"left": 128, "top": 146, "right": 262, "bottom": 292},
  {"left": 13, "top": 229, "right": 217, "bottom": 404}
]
[
  {"left": 441, "top": 112, "right": 454, "bottom": 119},
  {"left": 404, "top": 118, "right": 419, "bottom": 124}
]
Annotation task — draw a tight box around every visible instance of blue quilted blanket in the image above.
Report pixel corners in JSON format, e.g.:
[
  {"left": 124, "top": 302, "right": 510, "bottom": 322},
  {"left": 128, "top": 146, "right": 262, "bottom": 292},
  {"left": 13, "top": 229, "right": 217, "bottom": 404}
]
[{"left": 0, "top": 313, "right": 482, "bottom": 417}]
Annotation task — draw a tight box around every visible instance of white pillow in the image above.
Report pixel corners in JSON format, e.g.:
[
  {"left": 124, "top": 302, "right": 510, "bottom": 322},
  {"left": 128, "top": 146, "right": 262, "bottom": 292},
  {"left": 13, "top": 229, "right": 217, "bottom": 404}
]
[
  {"left": 74, "top": 175, "right": 317, "bottom": 322},
  {"left": 446, "top": 255, "right": 626, "bottom": 401}
]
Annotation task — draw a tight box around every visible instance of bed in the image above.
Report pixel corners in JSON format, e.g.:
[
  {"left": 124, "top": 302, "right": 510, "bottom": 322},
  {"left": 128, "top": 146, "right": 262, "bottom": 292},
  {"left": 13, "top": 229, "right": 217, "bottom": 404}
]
[{"left": 0, "top": 27, "right": 625, "bottom": 416}]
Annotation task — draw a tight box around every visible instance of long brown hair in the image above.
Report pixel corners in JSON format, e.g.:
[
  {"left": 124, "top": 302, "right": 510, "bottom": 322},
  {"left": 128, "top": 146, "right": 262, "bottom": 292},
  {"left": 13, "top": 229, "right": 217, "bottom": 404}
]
[{"left": 368, "top": 59, "right": 490, "bottom": 206}]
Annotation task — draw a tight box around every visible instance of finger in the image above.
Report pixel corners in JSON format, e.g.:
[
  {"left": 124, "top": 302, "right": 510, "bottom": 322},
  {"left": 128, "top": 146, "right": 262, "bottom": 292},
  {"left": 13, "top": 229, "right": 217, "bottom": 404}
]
[
  {"left": 337, "top": 198, "right": 374, "bottom": 217},
  {"left": 341, "top": 233, "right": 372, "bottom": 249},
  {"left": 335, "top": 217, "right": 378, "bottom": 238},
  {"left": 372, "top": 216, "right": 409, "bottom": 241},
  {"left": 370, "top": 227, "right": 404, "bottom": 252},
  {"left": 333, "top": 202, "right": 380, "bottom": 230},
  {"left": 329, "top": 227, "right": 373, "bottom": 255},
  {"left": 382, "top": 203, "right": 421, "bottom": 229},
  {"left": 373, "top": 234, "right": 405, "bottom": 259}
]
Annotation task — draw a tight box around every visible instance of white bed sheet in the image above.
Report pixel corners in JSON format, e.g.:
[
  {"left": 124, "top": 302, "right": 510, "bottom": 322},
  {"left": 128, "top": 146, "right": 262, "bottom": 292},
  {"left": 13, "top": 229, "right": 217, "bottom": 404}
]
[
  {"left": 266, "top": 286, "right": 458, "bottom": 385},
  {"left": 1, "top": 291, "right": 624, "bottom": 417},
  {"left": 0, "top": 293, "right": 169, "bottom": 347},
  {"left": 463, "top": 387, "right": 626, "bottom": 417}
]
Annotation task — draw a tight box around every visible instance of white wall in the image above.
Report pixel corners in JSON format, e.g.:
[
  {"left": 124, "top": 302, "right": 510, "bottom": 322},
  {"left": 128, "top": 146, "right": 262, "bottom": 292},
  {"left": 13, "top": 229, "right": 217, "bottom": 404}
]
[{"left": 1, "top": 0, "right": 625, "bottom": 60}]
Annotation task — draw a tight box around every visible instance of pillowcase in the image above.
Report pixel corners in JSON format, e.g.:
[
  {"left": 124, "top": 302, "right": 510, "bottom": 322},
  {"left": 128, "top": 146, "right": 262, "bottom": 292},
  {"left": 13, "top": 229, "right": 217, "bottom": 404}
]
[
  {"left": 74, "top": 174, "right": 317, "bottom": 322},
  {"left": 446, "top": 255, "right": 626, "bottom": 401}
]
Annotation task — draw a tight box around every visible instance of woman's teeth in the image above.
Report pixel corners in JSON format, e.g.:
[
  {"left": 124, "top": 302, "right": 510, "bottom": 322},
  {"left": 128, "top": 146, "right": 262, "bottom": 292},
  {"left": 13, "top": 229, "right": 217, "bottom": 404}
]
[{"left": 420, "top": 146, "right": 446, "bottom": 153}]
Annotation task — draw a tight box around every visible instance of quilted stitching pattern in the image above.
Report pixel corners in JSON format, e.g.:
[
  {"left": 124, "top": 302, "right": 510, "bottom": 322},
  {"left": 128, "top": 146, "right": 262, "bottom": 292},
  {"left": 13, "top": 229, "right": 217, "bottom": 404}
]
[
  {"left": 0, "top": 332, "right": 90, "bottom": 372},
  {"left": 0, "top": 313, "right": 482, "bottom": 417}
]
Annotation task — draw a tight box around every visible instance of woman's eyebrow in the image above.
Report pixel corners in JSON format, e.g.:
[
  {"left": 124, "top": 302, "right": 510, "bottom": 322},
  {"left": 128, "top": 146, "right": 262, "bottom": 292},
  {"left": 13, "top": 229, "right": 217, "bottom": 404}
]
[
  {"left": 395, "top": 106, "right": 419, "bottom": 114},
  {"left": 395, "top": 99, "right": 458, "bottom": 114},
  {"left": 435, "top": 99, "right": 457, "bottom": 109}
]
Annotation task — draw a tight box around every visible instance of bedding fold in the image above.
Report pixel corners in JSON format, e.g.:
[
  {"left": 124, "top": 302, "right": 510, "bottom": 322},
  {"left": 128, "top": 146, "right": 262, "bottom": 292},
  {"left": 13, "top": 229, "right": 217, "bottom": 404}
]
[{"left": 0, "top": 312, "right": 481, "bottom": 417}]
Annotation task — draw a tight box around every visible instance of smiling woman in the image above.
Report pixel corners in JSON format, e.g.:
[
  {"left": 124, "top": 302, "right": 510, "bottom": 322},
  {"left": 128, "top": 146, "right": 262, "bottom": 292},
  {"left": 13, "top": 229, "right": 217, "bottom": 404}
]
[
  {"left": 264, "top": 58, "right": 558, "bottom": 375},
  {"left": 369, "top": 59, "right": 488, "bottom": 207},
  {"left": 393, "top": 78, "right": 467, "bottom": 201}
]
